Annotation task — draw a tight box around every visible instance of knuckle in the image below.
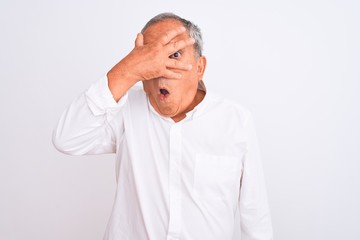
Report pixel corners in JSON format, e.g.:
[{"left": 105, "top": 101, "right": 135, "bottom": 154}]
[{"left": 163, "top": 32, "right": 170, "bottom": 43}]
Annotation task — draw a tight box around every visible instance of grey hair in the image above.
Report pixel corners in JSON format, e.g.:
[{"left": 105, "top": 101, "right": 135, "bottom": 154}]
[{"left": 141, "top": 12, "right": 203, "bottom": 58}]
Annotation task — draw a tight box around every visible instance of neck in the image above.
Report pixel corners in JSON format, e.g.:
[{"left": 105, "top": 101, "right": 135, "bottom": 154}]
[{"left": 171, "top": 89, "right": 206, "bottom": 122}]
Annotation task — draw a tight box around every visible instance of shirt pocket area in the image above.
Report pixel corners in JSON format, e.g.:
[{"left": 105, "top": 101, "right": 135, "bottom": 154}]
[{"left": 193, "top": 154, "right": 242, "bottom": 200}]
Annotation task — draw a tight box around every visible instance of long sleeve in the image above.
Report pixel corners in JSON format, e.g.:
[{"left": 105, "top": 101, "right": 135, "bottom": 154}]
[
  {"left": 239, "top": 112, "right": 273, "bottom": 239},
  {"left": 52, "top": 76, "right": 128, "bottom": 155}
]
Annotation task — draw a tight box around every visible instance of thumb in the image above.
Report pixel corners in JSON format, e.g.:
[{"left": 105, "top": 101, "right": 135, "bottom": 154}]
[{"left": 135, "top": 33, "right": 144, "bottom": 47}]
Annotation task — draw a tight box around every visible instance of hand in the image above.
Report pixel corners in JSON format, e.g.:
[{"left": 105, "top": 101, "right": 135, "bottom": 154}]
[
  {"left": 129, "top": 26, "right": 195, "bottom": 80},
  {"left": 107, "top": 26, "right": 195, "bottom": 101}
]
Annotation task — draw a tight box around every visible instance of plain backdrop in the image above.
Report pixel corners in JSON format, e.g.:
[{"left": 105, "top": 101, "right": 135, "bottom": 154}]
[{"left": 1, "top": 0, "right": 359, "bottom": 239}]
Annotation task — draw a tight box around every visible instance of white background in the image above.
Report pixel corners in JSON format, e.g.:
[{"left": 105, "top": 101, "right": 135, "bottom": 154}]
[{"left": 1, "top": 0, "right": 359, "bottom": 239}]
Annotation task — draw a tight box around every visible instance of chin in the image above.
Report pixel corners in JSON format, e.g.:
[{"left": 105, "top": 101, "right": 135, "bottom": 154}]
[{"left": 157, "top": 105, "right": 180, "bottom": 117}]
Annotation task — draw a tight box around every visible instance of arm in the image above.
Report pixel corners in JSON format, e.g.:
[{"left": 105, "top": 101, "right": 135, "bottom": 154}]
[
  {"left": 239, "top": 113, "right": 273, "bottom": 239},
  {"left": 52, "top": 76, "right": 126, "bottom": 155},
  {"left": 53, "top": 27, "right": 195, "bottom": 155}
]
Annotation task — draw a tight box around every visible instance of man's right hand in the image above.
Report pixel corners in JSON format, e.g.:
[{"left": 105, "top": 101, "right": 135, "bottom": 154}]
[{"left": 107, "top": 26, "right": 195, "bottom": 102}]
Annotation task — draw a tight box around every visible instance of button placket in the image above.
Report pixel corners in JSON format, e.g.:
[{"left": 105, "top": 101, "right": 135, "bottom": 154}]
[{"left": 167, "top": 124, "right": 182, "bottom": 240}]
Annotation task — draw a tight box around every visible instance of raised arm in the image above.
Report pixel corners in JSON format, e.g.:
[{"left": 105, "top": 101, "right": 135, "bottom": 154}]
[
  {"left": 53, "top": 26, "right": 195, "bottom": 155},
  {"left": 52, "top": 76, "right": 125, "bottom": 155}
]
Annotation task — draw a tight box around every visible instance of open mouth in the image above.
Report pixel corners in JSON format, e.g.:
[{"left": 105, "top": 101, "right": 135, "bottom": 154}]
[{"left": 159, "top": 88, "right": 170, "bottom": 97}]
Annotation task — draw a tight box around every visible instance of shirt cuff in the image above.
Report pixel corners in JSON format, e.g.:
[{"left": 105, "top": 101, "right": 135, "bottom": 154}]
[{"left": 85, "top": 75, "right": 128, "bottom": 116}]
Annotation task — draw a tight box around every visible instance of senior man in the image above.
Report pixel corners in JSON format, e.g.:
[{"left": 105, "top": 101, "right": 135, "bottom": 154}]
[{"left": 53, "top": 13, "right": 273, "bottom": 240}]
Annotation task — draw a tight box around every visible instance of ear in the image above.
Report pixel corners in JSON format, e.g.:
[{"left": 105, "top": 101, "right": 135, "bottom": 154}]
[{"left": 196, "top": 56, "right": 207, "bottom": 80}]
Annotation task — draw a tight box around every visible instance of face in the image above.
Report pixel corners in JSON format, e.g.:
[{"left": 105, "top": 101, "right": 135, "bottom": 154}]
[{"left": 142, "top": 20, "right": 206, "bottom": 121}]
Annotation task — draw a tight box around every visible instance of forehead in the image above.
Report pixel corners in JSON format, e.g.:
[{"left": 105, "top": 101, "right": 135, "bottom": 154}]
[{"left": 143, "top": 20, "right": 190, "bottom": 44}]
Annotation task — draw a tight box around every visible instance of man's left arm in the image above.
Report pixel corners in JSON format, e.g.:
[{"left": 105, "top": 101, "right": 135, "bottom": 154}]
[{"left": 239, "top": 112, "right": 273, "bottom": 240}]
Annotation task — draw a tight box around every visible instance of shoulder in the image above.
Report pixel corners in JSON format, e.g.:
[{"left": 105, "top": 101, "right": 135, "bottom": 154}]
[
  {"left": 201, "top": 92, "right": 252, "bottom": 127},
  {"left": 128, "top": 84, "right": 145, "bottom": 96},
  {"left": 126, "top": 85, "right": 147, "bottom": 103}
]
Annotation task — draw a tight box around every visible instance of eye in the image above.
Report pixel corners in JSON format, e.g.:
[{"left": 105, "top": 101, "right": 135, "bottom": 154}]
[{"left": 169, "top": 51, "right": 181, "bottom": 59}]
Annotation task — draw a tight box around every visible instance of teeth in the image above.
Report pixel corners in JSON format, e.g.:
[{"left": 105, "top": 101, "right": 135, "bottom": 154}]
[{"left": 160, "top": 89, "right": 169, "bottom": 95}]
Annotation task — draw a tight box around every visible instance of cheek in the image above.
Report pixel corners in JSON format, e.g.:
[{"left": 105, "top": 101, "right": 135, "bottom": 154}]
[
  {"left": 142, "top": 81, "right": 152, "bottom": 94},
  {"left": 178, "top": 80, "right": 199, "bottom": 99},
  {"left": 186, "top": 71, "right": 201, "bottom": 88}
]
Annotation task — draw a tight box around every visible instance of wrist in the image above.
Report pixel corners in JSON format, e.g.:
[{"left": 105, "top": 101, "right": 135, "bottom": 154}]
[{"left": 107, "top": 65, "right": 138, "bottom": 102}]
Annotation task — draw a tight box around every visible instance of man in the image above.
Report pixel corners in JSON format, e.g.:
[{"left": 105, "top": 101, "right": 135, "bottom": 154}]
[{"left": 53, "top": 13, "right": 273, "bottom": 240}]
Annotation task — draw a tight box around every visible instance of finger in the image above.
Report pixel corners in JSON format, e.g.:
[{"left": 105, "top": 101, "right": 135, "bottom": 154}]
[
  {"left": 135, "top": 33, "right": 143, "bottom": 47},
  {"left": 163, "top": 69, "right": 182, "bottom": 79},
  {"left": 159, "top": 26, "right": 186, "bottom": 45},
  {"left": 165, "top": 38, "right": 195, "bottom": 54},
  {"left": 166, "top": 59, "right": 192, "bottom": 71}
]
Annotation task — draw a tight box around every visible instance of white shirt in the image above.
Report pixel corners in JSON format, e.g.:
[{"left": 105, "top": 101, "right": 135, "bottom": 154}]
[{"left": 53, "top": 76, "right": 273, "bottom": 240}]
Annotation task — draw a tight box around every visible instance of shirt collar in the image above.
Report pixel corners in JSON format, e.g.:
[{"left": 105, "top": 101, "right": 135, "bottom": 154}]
[{"left": 146, "top": 80, "right": 209, "bottom": 123}]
